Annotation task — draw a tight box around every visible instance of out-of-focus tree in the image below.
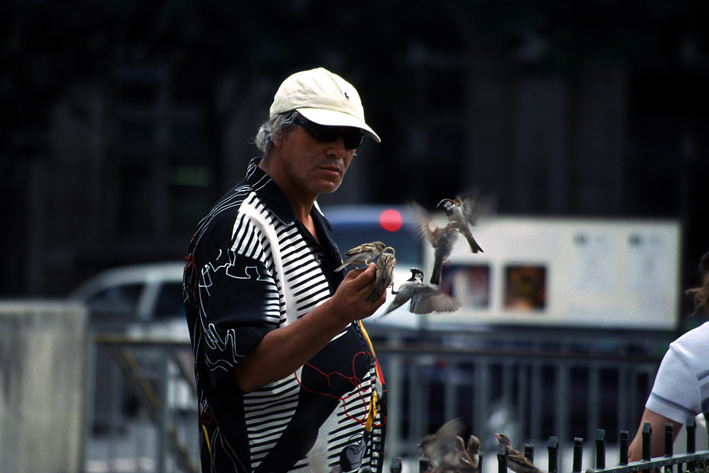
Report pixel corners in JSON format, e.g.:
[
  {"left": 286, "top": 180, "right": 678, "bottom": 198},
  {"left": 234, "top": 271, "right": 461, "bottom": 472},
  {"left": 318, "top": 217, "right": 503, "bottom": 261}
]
[
  {"left": 2, "top": 0, "right": 708, "bottom": 216},
  {"left": 3, "top": 0, "right": 708, "bottom": 159}
]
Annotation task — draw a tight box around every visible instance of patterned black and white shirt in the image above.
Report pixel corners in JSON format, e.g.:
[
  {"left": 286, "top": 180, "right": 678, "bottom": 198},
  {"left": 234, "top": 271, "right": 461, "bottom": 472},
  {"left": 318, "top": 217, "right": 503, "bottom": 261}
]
[{"left": 184, "top": 158, "right": 387, "bottom": 473}]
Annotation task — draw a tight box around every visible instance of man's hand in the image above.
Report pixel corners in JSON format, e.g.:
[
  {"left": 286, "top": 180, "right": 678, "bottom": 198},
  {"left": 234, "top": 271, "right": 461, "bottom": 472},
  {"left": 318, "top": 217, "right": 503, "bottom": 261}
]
[
  {"left": 233, "top": 262, "right": 385, "bottom": 392},
  {"left": 330, "top": 263, "right": 387, "bottom": 323}
]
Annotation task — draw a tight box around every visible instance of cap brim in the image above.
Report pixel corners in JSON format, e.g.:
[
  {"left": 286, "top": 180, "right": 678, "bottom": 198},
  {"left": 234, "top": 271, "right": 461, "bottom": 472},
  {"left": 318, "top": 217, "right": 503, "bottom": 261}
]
[{"left": 297, "top": 108, "right": 381, "bottom": 143}]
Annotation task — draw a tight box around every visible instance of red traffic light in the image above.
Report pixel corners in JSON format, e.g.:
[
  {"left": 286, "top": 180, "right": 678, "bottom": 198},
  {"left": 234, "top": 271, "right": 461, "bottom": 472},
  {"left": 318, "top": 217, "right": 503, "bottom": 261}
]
[{"left": 379, "top": 209, "right": 403, "bottom": 232}]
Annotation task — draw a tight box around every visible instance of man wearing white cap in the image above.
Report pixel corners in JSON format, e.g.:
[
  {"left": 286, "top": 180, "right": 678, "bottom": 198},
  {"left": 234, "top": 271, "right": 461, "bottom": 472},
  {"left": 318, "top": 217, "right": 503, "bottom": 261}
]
[{"left": 184, "top": 68, "right": 387, "bottom": 472}]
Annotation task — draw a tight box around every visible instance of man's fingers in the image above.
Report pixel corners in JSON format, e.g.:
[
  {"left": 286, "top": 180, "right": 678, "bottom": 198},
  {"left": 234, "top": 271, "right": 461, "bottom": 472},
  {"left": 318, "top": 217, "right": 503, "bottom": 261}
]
[{"left": 345, "top": 262, "right": 377, "bottom": 285}]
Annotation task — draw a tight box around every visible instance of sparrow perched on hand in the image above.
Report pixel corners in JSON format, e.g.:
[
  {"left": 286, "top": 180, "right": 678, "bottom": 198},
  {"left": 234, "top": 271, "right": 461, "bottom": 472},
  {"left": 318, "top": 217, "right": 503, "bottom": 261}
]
[
  {"left": 410, "top": 201, "right": 459, "bottom": 286},
  {"left": 494, "top": 433, "right": 541, "bottom": 473},
  {"left": 366, "top": 246, "right": 396, "bottom": 303},
  {"left": 418, "top": 418, "right": 479, "bottom": 473},
  {"left": 438, "top": 197, "right": 484, "bottom": 254},
  {"left": 383, "top": 268, "right": 461, "bottom": 315},
  {"left": 335, "top": 241, "right": 386, "bottom": 272}
]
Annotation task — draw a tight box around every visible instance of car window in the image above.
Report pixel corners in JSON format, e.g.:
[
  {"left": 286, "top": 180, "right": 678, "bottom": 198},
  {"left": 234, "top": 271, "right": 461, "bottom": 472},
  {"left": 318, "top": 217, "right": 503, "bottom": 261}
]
[
  {"left": 154, "top": 282, "right": 185, "bottom": 319},
  {"left": 86, "top": 283, "right": 143, "bottom": 317}
]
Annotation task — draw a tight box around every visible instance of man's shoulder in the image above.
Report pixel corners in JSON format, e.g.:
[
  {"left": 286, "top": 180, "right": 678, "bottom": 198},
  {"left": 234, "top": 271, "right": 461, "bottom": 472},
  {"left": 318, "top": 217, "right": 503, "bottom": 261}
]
[{"left": 190, "top": 181, "right": 258, "bottom": 244}]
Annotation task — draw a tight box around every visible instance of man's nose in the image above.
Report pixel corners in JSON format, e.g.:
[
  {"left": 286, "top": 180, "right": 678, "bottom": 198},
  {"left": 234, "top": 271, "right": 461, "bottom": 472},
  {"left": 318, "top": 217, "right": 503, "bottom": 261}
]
[{"left": 326, "top": 137, "right": 347, "bottom": 158}]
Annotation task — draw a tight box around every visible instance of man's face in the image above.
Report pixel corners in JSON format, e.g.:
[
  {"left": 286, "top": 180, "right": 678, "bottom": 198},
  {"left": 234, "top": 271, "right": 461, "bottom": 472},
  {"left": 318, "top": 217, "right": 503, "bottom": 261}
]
[{"left": 276, "top": 121, "right": 357, "bottom": 197}]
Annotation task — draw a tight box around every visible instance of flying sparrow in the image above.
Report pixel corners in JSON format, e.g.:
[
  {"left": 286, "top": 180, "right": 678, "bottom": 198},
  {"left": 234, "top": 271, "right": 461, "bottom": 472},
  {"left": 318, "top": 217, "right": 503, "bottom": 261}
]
[
  {"left": 429, "top": 222, "right": 461, "bottom": 286},
  {"left": 335, "top": 241, "right": 386, "bottom": 272},
  {"left": 383, "top": 268, "right": 461, "bottom": 315},
  {"left": 494, "top": 433, "right": 541, "bottom": 473},
  {"left": 438, "top": 197, "right": 484, "bottom": 254},
  {"left": 409, "top": 201, "right": 459, "bottom": 285},
  {"left": 366, "top": 246, "right": 396, "bottom": 303},
  {"left": 418, "top": 418, "right": 479, "bottom": 473}
]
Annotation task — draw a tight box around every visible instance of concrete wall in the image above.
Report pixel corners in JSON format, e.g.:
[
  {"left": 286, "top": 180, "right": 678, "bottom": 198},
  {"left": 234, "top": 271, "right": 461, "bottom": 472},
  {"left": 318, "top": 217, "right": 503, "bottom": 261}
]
[{"left": 0, "top": 301, "right": 87, "bottom": 473}]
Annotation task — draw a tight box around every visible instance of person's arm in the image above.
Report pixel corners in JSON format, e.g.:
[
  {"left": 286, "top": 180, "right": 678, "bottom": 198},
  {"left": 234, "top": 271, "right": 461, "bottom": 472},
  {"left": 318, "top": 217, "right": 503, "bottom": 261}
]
[
  {"left": 233, "top": 263, "right": 385, "bottom": 393},
  {"left": 628, "top": 408, "right": 683, "bottom": 462}
]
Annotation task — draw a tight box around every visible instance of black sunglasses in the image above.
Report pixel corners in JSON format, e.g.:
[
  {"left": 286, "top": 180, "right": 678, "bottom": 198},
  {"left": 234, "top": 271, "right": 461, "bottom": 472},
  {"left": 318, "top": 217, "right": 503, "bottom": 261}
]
[{"left": 293, "top": 117, "right": 365, "bottom": 149}]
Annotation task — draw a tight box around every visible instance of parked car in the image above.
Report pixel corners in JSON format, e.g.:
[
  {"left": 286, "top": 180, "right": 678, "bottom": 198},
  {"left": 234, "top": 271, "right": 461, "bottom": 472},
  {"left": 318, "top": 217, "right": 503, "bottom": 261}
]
[
  {"left": 69, "top": 261, "right": 187, "bottom": 339},
  {"left": 70, "top": 261, "right": 190, "bottom": 427}
]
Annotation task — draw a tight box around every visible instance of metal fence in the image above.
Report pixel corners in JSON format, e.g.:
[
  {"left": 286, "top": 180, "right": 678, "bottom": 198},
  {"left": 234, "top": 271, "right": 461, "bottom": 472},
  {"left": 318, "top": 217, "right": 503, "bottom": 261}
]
[
  {"left": 399, "top": 417, "right": 709, "bottom": 473},
  {"left": 84, "top": 333, "right": 199, "bottom": 473},
  {"left": 83, "top": 326, "right": 682, "bottom": 472},
  {"left": 371, "top": 326, "right": 668, "bottom": 461}
]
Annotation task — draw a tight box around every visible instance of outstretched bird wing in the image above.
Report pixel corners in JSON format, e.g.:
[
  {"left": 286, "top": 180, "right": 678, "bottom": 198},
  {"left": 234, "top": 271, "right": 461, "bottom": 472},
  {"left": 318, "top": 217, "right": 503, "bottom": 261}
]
[{"left": 409, "top": 285, "right": 461, "bottom": 314}]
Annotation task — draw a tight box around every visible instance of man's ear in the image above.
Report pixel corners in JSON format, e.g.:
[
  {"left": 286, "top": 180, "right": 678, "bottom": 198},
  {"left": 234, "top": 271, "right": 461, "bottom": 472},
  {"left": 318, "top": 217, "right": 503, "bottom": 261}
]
[
  {"left": 272, "top": 128, "right": 285, "bottom": 148},
  {"left": 272, "top": 133, "right": 283, "bottom": 148}
]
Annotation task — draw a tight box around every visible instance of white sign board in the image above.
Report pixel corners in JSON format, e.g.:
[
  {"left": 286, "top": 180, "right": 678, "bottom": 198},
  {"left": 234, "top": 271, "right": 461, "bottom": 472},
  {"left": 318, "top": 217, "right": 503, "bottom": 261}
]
[{"left": 422, "top": 216, "right": 682, "bottom": 330}]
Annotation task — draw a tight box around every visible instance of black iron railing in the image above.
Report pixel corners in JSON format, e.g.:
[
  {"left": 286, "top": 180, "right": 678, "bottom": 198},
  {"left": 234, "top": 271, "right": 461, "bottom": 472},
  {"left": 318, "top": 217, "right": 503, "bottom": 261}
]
[{"left": 393, "top": 416, "right": 709, "bottom": 473}]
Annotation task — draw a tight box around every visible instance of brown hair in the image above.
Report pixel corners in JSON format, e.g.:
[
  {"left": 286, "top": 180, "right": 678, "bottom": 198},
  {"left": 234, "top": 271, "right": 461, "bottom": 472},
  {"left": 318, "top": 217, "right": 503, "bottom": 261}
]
[{"left": 686, "top": 250, "right": 709, "bottom": 313}]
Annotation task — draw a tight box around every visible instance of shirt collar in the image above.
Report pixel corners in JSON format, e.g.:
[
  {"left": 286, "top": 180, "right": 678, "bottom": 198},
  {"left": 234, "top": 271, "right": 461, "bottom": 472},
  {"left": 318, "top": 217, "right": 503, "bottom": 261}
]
[
  {"left": 244, "top": 157, "right": 297, "bottom": 225},
  {"left": 244, "top": 157, "right": 340, "bottom": 255},
  {"left": 245, "top": 157, "right": 343, "bottom": 285}
]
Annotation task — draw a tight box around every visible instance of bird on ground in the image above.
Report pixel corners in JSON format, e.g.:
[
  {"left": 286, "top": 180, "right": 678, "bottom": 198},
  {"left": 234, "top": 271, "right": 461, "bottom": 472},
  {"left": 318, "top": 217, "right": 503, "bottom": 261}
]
[
  {"left": 437, "top": 197, "right": 484, "bottom": 254},
  {"left": 494, "top": 433, "right": 541, "bottom": 473},
  {"left": 409, "top": 201, "right": 459, "bottom": 286},
  {"left": 418, "top": 418, "right": 479, "bottom": 473},
  {"left": 366, "top": 246, "right": 396, "bottom": 303},
  {"left": 383, "top": 268, "right": 461, "bottom": 315},
  {"left": 335, "top": 241, "right": 386, "bottom": 272}
]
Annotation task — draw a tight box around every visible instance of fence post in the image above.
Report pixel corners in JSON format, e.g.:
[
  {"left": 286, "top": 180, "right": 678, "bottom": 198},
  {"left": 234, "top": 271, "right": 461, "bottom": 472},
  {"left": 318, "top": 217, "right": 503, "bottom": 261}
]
[
  {"left": 686, "top": 417, "right": 696, "bottom": 454},
  {"left": 642, "top": 422, "right": 653, "bottom": 461},
  {"left": 548, "top": 436, "right": 559, "bottom": 473},
  {"left": 664, "top": 423, "right": 674, "bottom": 457},
  {"left": 663, "top": 423, "right": 674, "bottom": 473},
  {"left": 418, "top": 456, "right": 429, "bottom": 473},
  {"left": 525, "top": 444, "right": 535, "bottom": 463},
  {"left": 619, "top": 431, "right": 629, "bottom": 466},
  {"left": 596, "top": 429, "right": 606, "bottom": 470},
  {"left": 687, "top": 417, "right": 696, "bottom": 473},
  {"left": 498, "top": 444, "right": 509, "bottom": 473},
  {"left": 573, "top": 437, "right": 584, "bottom": 473},
  {"left": 389, "top": 457, "right": 402, "bottom": 473}
]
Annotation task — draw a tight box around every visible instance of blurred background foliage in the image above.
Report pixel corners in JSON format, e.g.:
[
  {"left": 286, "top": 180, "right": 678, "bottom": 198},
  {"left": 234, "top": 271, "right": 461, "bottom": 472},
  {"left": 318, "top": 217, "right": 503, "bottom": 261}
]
[{"left": 4, "top": 0, "right": 709, "bottom": 158}]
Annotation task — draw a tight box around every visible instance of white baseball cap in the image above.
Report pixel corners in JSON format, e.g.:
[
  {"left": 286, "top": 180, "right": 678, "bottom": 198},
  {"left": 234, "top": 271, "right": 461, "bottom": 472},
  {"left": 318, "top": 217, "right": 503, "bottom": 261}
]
[{"left": 269, "top": 67, "right": 381, "bottom": 143}]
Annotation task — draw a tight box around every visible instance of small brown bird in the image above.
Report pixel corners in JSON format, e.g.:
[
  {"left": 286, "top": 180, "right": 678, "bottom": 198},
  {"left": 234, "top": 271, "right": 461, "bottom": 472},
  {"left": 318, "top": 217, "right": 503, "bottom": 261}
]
[
  {"left": 466, "top": 435, "right": 481, "bottom": 469},
  {"left": 409, "top": 201, "right": 459, "bottom": 286},
  {"left": 418, "top": 418, "right": 478, "bottom": 473},
  {"left": 429, "top": 222, "right": 460, "bottom": 286},
  {"left": 366, "top": 246, "right": 396, "bottom": 303},
  {"left": 383, "top": 268, "right": 461, "bottom": 315},
  {"left": 494, "top": 433, "right": 541, "bottom": 473},
  {"left": 335, "top": 241, "right": 386, "bottom": 272},
  {"left": 438, "top": 197, "right": 484, "bottom": 254}
]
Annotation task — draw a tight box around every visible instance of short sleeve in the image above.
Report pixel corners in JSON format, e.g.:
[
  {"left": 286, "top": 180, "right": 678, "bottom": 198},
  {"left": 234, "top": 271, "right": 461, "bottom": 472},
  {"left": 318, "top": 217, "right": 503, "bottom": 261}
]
[
  {"left": 197, "top": 251, "right": 280, "bottom": 388},
  {"left": 645, "top": 343, "right": 702, "bottom": 424}
]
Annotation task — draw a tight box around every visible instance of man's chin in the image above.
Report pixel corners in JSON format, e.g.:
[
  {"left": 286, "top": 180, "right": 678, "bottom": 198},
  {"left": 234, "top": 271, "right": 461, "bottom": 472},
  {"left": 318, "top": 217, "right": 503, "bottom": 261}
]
[{"left": 313, "top": 179, "right": 343, "bottom": 194}]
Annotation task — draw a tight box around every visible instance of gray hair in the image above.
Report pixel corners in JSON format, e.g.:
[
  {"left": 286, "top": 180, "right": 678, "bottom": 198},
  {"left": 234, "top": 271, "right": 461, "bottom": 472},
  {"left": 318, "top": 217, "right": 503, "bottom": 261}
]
[{"left": 253, "top": 111, "right": 298, "bottom": 155}]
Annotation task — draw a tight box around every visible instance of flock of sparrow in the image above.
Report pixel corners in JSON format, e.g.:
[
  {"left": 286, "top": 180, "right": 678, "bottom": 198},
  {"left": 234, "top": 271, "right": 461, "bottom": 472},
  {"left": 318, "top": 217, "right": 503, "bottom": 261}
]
[
  {"left": 338, "top": 197, "right": 540, "bottom": 472},
  {"left": 336, "top": 195, "right": 487, "bottom": 315},
  {"left": 418, "top": 418, "right": 542, "bottom": 473}
]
